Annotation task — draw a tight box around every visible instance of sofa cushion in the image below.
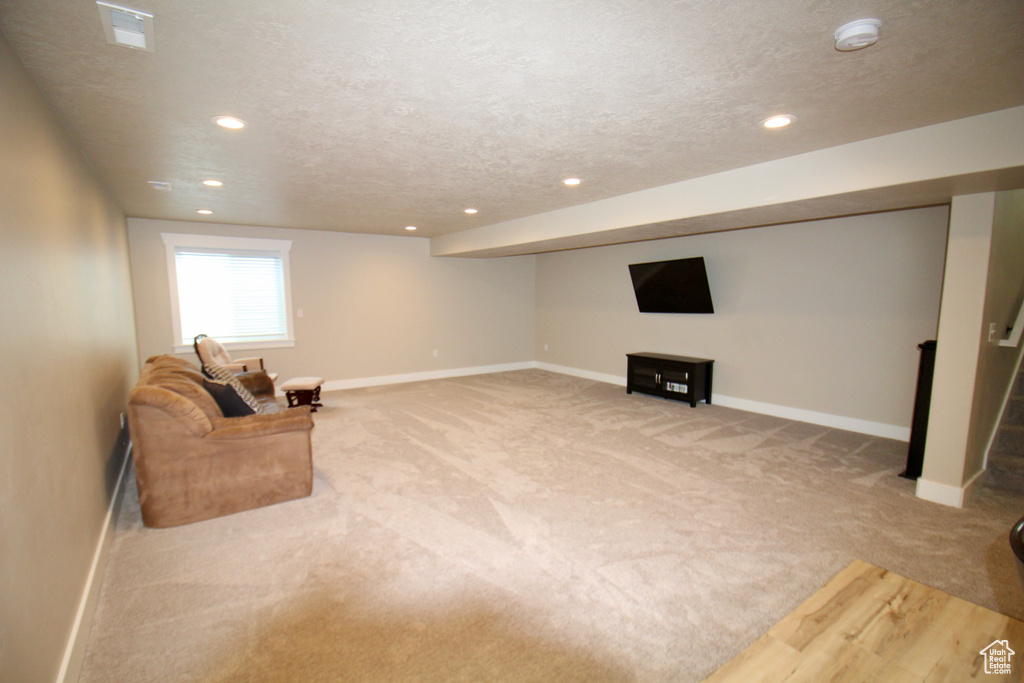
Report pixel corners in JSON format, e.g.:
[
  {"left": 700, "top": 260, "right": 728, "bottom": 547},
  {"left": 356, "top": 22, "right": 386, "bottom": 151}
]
[
  {"left": 161, "top": 379, "right": 224, "bottom": 421},
  {"left": 203, "top": 378, "right": 256, "bottom": 417},
  {"left": 203, "top": 364, "right": 264, "bottom": 416}
]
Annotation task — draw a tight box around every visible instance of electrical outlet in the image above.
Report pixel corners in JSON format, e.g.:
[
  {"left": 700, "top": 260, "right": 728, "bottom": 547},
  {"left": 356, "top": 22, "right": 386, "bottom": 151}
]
[
  {"left": 544, "top": 344, "right": 549, "bottom": 351},
  {"left": 433, "top": 349, "right": 438, "bottom": 357},
  {"left": 989, "top": 322, "right": 998, "bottom": 343}
]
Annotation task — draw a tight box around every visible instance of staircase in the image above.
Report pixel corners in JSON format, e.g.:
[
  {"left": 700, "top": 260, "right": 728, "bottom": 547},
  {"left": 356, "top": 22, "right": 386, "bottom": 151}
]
[{"left": 987, "top": 368, "right": 1024, "bottom": 493}]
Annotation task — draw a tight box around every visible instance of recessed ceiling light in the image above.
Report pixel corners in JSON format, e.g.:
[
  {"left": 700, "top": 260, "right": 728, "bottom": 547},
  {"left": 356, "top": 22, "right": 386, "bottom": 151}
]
[
  {"left": 202, "top": 179, "right": 223, "bottom": 187},
  {"left": 835, "top": 19, "right": 881, "bottom": 51},
  {"left": 464, "top": 208, "right": 478, "bottom": 214},
  {"left": 196, "top": 209, "right": 214, "bottom": 215},
  {"left": 563, "top": 177, "right": 582, "bottom": 186},
  {"left": 405, "top": 226, "right": 417, "bottom": 231},
  {"left": 761, "top": 115, "right": 796, "bottom": 129},
  {"left": 212, "top": 116, "right": 246, "bottom": 129}
]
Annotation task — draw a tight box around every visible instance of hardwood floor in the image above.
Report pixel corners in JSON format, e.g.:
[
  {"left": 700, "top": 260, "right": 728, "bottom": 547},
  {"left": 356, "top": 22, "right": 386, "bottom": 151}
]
[{"left": 703, "top": 560, "right": 1024, "bottom": 682}]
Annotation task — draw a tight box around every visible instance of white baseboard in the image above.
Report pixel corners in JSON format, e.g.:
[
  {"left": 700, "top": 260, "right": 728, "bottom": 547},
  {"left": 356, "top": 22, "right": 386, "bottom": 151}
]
[
  {"left": 711, "top": 394, "right": 911, "bottom": 441},
  {"left": 916, "top": 468, "right": 986, "bottom": 508},
  {"left": 916, "top": 477, "right": 964, "bottom": 508},
  {"left": 533, "top": 363, "right": 909, "bottom": 441},
  {"left": 57, "top": 443, "right": 131, "bottom": 683},
  {"left": 534, "top": 362, "right": 626, "bottom": 387},
  {"left": 312, "top": 361, "right": 536, "bottom": 394}
]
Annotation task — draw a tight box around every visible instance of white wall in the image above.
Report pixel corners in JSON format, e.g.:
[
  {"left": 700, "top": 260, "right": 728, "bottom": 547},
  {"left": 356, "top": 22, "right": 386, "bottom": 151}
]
[
  {"left": 0, "top": 32, "right": 138, "bottom": 683},
  {"left": 535, "top": 207, "right": 950, "bottom": 435},
  {"left": 128, "top": 219, "right": 536, "bottom": 384}
]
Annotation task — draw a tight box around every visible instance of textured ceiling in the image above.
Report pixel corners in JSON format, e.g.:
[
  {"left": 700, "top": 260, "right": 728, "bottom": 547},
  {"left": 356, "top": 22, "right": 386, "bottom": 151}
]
[{"left": 1, "top": 0, "right": 1023, "bottom": 241}]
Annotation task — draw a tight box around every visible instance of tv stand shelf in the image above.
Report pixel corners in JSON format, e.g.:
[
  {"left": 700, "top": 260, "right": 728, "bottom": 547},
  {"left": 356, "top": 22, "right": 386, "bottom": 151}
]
[{"left": 626, "top": 353, "right": 714, "bottom": 407}]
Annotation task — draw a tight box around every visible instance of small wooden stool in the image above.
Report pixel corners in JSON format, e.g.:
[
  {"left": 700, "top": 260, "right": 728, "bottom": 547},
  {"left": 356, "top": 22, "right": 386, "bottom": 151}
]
[{"left": 280, "top": 376, "right": 324, "bottom": 412}]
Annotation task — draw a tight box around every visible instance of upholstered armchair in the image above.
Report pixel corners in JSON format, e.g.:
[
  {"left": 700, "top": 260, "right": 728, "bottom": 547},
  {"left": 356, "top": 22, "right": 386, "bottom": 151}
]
[{"left": 194, "top": 334, "right": 278, "bottom": 381}]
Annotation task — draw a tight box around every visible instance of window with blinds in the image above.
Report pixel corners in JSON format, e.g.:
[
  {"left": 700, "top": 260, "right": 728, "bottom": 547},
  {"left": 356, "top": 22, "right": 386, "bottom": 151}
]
[{"left": 161, "top": 233, "right": 294, "bottom": 350}]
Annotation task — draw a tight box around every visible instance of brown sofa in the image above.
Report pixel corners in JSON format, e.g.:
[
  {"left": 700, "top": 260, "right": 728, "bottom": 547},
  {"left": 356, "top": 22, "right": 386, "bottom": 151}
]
[{"left": 127, "top": 355, "right": 314, "bottom": 528}]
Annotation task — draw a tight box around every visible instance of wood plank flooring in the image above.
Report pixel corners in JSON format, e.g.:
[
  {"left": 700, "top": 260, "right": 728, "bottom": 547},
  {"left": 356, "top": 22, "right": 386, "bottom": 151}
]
[{"left": 703, "top": 560, "right": 1024, "bottom": 682}]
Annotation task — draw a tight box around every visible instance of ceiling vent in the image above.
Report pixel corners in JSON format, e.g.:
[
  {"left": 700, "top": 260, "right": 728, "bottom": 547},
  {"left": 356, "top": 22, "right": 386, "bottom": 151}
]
[{"left": 97, "top": 2, "right": 154, "bottom": 52}]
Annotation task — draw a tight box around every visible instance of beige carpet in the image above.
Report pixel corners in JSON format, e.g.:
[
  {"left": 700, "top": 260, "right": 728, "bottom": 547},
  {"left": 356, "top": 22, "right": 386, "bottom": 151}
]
[{"left": 79, "top": 369, "right": 1024, "bottom": 682}]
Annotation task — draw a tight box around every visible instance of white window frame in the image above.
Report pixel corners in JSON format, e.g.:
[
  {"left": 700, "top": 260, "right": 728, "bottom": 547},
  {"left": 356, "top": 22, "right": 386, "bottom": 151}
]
[{"left": 162, "top": 233, "right": 296, "bottom": 354}]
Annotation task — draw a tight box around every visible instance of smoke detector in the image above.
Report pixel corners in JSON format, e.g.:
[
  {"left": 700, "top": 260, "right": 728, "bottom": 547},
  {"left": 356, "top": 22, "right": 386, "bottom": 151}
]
[
  {"left": 834, "top": 19, "right": 881, "bottom": 51},
  {"left": 97, "top": 2, "right": 154, "bottom": 52}
]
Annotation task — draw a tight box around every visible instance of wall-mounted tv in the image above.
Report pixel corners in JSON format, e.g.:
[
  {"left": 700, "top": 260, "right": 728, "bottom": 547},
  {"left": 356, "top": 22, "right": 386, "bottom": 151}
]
[{"left": 628, "top": 256, "right": 714, "bottom": 314}]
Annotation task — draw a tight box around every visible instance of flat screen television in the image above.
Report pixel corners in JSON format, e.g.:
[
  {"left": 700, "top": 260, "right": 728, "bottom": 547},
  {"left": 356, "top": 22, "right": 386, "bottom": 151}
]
[{"left": 628, "top": 256, "right": 714, "bottom": 314}]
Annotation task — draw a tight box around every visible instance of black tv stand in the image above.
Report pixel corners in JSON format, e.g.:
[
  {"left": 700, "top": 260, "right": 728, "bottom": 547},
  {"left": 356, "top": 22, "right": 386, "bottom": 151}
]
[{"left": 626, "top": 353, "right": 714, "bottom": 407}]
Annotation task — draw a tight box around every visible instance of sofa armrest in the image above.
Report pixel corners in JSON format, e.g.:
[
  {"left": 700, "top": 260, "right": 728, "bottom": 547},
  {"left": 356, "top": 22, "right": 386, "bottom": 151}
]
[{"left": 207, "top": 406, "right": 314, "bottom": 440}]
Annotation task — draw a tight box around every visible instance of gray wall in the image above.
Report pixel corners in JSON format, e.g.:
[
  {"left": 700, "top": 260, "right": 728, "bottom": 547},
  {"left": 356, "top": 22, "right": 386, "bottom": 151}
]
[
  {"left": 535, "top": 206, "right": 950, "bottom": 431},
  {"left": 128, "top": 218, "right": 536, "bottom": 383},
  {"left": 0, "top": 33, "right": 138, "bottom": 683}
]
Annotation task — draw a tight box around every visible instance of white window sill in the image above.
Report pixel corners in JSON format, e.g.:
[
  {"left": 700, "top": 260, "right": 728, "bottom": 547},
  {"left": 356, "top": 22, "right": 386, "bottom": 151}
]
[{"left": 173, "top": 339, "right": 296, "bottom": 355}]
